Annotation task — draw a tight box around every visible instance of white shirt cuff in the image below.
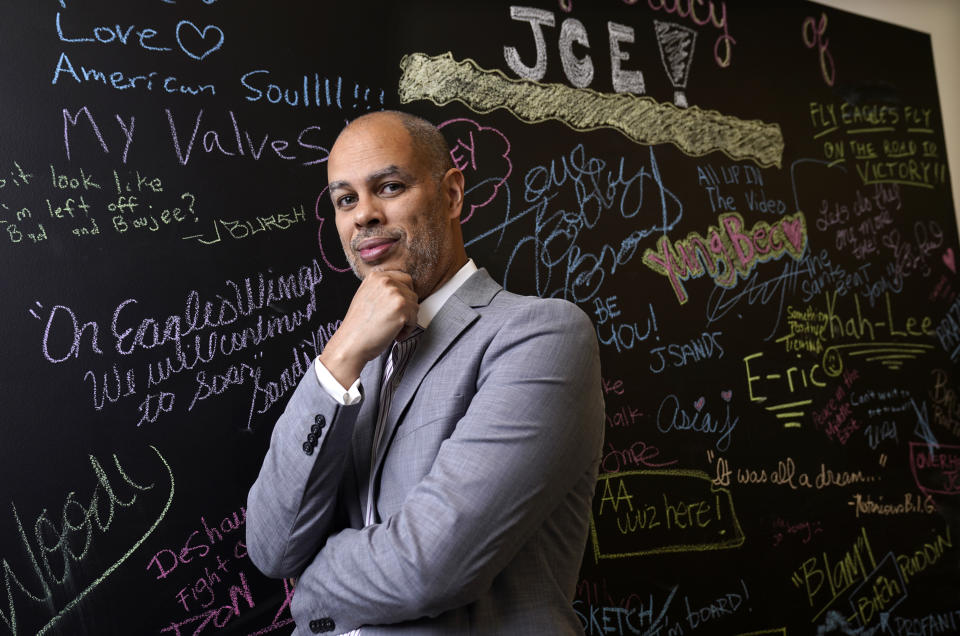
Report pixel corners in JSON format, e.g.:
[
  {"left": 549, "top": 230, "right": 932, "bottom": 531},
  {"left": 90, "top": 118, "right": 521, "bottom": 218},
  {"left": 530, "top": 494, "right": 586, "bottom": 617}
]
[{"left": 314, "top": 357, "right": 362, "bottom": 405}]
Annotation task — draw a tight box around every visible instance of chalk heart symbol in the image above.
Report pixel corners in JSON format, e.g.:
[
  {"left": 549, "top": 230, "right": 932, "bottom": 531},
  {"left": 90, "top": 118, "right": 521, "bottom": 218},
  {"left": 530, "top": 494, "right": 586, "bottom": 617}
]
[
  {"left": 694, "top": 397, "right": 705, "bottom": 411},
  {"left": 721, "top": 390, "right": 732, "bottom": 402},
  {"left": 176, "top": 21, "right": 224, "bottom": 61},
  {"left": 943, "top": 248, "right": 956, "bottom": 273},
  {"left": 781, "top": 217, "right": 806, "bottom": 252}
]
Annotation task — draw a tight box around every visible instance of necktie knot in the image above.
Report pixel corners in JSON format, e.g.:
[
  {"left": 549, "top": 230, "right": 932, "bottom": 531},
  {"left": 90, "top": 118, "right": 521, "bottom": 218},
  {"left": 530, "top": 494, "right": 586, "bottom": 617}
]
[
  {"left": 396, "top": 325, "right": 424, "bottom": 343},
  {"left": 391, "top": 326, "right": 423, "bottom": 371}
]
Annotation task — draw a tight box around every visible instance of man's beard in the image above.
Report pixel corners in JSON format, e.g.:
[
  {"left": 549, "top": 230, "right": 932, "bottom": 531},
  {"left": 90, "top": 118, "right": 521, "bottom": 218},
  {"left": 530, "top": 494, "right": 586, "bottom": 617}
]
[{"left": 346, "top": 211, "right": 444, "bottom": 297}]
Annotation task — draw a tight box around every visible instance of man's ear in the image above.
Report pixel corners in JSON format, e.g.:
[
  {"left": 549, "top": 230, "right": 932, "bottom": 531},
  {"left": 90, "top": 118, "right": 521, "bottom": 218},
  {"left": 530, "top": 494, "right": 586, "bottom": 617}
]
[{"left": 440, "top": 168, "right": 465, "bottom": 220}]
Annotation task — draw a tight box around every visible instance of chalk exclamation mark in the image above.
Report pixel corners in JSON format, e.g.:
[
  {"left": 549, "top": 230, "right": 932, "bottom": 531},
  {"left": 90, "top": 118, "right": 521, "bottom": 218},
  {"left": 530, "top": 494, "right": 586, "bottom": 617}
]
[
  {"left": 649, "top": 303, "right": 659, "bottom": 341},
  {"left": 653, "top": 20, "right": 697, "bottom": 107}
]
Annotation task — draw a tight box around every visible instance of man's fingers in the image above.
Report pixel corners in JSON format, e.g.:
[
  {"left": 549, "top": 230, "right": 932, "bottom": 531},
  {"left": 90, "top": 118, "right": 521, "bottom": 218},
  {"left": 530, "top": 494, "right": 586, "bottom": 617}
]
[
  {"left": 352, "top": 270, "right": 420, "bottom": 333},
  {"left": 372, "top": 269, "right": 415, "bottom": 291}
]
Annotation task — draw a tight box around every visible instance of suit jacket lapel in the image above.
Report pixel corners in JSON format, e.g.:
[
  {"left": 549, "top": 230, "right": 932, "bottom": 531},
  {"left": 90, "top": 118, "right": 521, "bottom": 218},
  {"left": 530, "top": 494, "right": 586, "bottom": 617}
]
[{"left": 369, "top": 269, "right": 502, "bottom": 494}]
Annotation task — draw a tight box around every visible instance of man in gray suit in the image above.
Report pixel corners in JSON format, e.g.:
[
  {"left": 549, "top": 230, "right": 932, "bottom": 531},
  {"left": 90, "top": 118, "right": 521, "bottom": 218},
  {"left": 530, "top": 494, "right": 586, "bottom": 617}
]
[{"left": 247, "top": 110, "right": 604, "bottom": 634}]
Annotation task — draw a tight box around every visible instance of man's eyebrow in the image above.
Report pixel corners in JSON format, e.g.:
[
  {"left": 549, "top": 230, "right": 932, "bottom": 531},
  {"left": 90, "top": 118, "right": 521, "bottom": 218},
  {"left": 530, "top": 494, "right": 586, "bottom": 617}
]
[
  {"left": 367, "top": 165, "right": 416, "bottom": 184},
  {"left": 328, "top": 165, "right": 416, "bottom": 193}
]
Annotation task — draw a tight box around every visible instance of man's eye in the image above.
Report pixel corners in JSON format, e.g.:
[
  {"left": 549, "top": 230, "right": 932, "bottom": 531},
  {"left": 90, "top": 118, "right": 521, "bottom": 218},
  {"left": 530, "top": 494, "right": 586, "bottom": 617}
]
[
  {"left": 335, "top": 194, "right": 357, "bottom": 208},
  {"left": 380, "top": 182, "right": 404, "bottom": 195}
]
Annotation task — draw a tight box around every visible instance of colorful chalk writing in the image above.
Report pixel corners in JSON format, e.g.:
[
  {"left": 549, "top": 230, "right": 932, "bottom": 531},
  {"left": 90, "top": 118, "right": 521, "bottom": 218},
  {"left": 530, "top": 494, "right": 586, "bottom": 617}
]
[
  {"left": 59, "top": 106, "right": 332, "bottom": 167},
  {"left": 655, "top": 391, "right": 739, "bottom": 451},
  {"left": 144, "top": 503, "right": 293, "bottom": 634},
  {"left": 643, "top": 211, "right": 808, "bottom": 305},
  {"left": 438, "top": 117, "right": 513, "bottom": 223},
  {"left": 556, "top": 0, "right": 736, "bottom": 68},
  {"left": 711, "top": 450, "right": 880, "bottom": 491},
  {"left": 909, "top": 443, "right": 960, "bottom": 496},
  {"left": 848, "top": 492, "right": 936, "bottom": 519},
  {"left": 0, "top": 446, "right": 174, "bottom": 636},
  {"left": 1, "top": 1, "right": 959, "bottom": 633},
  {"left": 808, "top": 101, "right": 949, "bottom": 189},
  {"left": 240, "top": 71, "right": 385, "bottom": 111},
  {"left": 790, "top": 526, "right": 878, "bottom": 622},
  {"left": 30, "top": 259, "right": 336, "bottom": 429},
  {"left": 399, "top": 52, "right": 784, "bottom": 167},
  {"left": 591, "top": 469, "right": 745, "bottom": 559},
  {"left": 465, "top": 141, "right": 682, "bottom": 302},
  {"left": 801, "top": 13, "right": 835, "bottom": 87}
]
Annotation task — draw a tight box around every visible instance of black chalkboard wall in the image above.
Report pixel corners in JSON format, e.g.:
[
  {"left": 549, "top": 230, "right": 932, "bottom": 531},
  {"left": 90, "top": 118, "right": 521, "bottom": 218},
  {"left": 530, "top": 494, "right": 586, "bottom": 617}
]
[{"left": 1, "top": 1, "right": 958, "bottom": 634}]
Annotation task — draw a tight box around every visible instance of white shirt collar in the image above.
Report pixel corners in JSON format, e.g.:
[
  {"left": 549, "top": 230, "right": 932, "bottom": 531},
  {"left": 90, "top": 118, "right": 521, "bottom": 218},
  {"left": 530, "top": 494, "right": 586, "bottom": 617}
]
[{"left": 417, "top": 259, "right": 477, "bottom": 328}]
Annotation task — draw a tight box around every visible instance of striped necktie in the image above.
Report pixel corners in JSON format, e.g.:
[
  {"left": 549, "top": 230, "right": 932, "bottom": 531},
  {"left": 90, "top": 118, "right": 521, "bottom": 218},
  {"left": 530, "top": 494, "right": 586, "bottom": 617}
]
[
  {"left": 364, "top": 327, "right": 424, "bottom": 526},
  {"left": 342, "top": 329, "right": 424, "bottom": 636}
]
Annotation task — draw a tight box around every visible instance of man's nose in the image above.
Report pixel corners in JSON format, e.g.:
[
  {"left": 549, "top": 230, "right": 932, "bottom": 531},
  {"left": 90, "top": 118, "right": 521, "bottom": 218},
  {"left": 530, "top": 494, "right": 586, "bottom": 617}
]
[{"left": 352, "top": 195, "right": 385, "bottom": 227}]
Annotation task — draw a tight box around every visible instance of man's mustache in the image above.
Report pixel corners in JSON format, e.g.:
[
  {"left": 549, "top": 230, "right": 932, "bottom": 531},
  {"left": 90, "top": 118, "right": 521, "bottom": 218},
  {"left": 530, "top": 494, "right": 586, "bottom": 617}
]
[{"left": 350, "top": 228, "right": 405, "bottom": 252}]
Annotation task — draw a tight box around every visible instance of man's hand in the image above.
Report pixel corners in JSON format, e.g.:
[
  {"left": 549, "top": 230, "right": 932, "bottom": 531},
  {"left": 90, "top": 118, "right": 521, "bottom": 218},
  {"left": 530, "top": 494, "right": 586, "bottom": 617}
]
[{"left": 319, "top": 270, "right": 419, "bottom": 388}]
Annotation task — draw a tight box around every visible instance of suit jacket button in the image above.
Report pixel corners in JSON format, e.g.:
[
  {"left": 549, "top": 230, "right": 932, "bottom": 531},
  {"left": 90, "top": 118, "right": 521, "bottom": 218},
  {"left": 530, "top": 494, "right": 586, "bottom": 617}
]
[
  {"left": 309, "top": 617, "right": 335, "bottom": 633},
  {"left": 302, "top": 441, "right": 314, "bottom": 455},
  {"left": 311, "top": 424, "right": 320, "bottom": 434},
  {"left": 307, "top": 432, "right": 318, "bottom": 444},
  {"left": 314, "top": 414, "right": 326, "bottom": 429}
]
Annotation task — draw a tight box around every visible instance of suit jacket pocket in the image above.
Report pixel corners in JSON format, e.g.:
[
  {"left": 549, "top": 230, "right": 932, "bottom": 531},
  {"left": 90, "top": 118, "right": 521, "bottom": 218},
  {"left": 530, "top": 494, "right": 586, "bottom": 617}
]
[{"left": 392, "top": 392, "right": 467, "bottom": 442}]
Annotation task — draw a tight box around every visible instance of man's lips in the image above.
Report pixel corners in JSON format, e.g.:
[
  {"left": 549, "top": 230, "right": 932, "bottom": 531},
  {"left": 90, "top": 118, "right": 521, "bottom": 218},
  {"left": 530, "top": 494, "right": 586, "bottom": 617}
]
[{"left": 356, "top": 238, "right": 398, "bottom": 262}]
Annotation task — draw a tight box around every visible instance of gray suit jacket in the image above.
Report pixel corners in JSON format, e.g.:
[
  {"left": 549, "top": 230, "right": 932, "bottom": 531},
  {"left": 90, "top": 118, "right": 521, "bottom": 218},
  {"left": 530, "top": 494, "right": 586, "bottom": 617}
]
[{"left": 247, "top": 269, "right": 604, "bottom": 634}]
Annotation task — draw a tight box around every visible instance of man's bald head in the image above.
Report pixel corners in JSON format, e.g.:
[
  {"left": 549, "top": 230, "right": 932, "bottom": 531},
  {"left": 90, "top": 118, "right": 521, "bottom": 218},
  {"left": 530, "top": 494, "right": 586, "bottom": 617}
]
[{"left": 336, "top": 111, "right": 453, "bottom": 183}]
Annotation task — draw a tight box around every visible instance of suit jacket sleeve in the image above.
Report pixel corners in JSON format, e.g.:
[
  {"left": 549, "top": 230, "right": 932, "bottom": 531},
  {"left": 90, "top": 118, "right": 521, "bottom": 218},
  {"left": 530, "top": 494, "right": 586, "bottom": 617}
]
[
  {"left": 290, "top": 299, "right": 604, "bottom": 630},
  {"left": 245, "top": 362, "right": 362, "bottom": 579}
]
